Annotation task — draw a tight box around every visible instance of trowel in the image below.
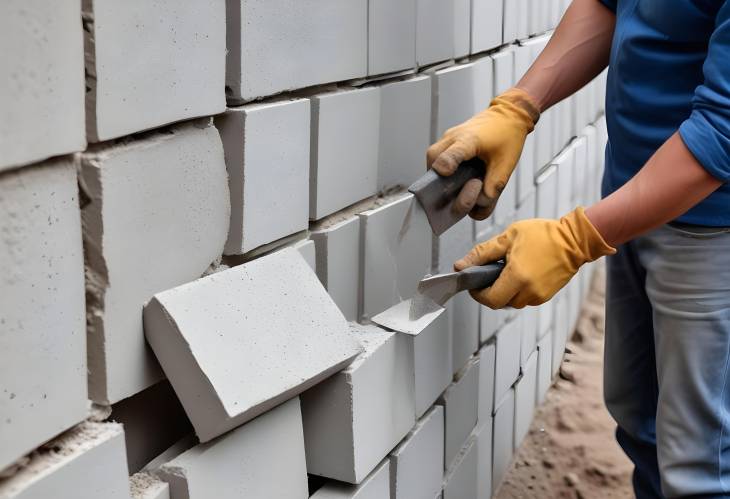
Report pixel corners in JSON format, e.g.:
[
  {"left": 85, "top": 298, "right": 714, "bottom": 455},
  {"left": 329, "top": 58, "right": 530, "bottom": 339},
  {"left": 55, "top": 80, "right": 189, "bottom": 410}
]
[
  {"left": 408, "top": 158, "right": 486, "bottom": 236},
  {"left": 371, "top": 262, "right": 505, "bottom": 335}
]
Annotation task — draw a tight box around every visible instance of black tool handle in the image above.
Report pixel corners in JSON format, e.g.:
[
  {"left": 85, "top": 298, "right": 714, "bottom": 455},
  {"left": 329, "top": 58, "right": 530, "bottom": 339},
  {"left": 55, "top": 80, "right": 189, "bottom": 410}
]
[
  {"left": 408, "top": 158, "right": 486, "bottom": 210},
  {"left": 455, "top": 262, "right": 505, "bottom": 292}
]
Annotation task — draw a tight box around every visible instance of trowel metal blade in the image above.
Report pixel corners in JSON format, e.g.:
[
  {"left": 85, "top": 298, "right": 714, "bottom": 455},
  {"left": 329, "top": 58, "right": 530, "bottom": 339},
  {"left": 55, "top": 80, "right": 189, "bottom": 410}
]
[
  {"left": 412, "top": 272, "right": 461, "bottom": 311},
  {"left": 371, "top": 299, "right": 445, "bottom": 336}
]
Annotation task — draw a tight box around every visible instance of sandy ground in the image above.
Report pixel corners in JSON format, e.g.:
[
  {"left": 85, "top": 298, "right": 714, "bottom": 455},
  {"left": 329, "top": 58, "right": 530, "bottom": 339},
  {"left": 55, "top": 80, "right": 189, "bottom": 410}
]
[{"left": 495, "top": 268, "right": 634, "bottom": 499}]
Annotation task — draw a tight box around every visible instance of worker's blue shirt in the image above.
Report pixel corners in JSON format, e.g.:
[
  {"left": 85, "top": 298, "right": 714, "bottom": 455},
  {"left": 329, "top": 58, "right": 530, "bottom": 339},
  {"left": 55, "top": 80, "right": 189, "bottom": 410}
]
[{"left": 599, "top": 0, "right": 730, "bottom": 225}]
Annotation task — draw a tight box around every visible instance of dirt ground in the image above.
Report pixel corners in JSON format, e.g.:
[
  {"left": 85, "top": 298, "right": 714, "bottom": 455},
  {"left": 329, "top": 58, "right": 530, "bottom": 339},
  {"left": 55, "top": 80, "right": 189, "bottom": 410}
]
[{"left": 495, "top": 268, "right": 634, "bottom": 499}]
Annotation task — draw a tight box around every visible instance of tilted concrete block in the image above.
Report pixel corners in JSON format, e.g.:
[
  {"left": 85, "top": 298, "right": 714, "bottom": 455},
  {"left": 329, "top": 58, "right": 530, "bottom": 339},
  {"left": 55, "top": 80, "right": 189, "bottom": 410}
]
[
  {"left": 293, "top": 239, "right": 317, "bottom": 273},
  {"left": 433, "top": 63, "right": 476, "bottom": 140},
  {"left": 310, "top": 87, "right": 380, "bottom": 220},
  {"left": 471, "top": 0, "right": 503, "bottom": 53},
  {"left": 0, "top": 423, "right": 131, "bottom": 499},
  {"left": 494, "top": 316, "right": 521, "bottom": 408},
  {"left": 443, "top": 437, "right": 477, "bottom": 499},
  {"left": 492, "top": 389, "right": 515, "bottom": 494},
  {"left": 226, "top": 0, "right": 367, "bottom": 102},
  {"left": 83, "top": 0, "right": 225, "bottom": 142},
  {"left": 144, "top": 248, "right": 362, "bottom": 442},
  {"left": 301, "top": 324, "right": 415, "bottom": 484},
  {"left": 156, "top": 398, "right": 308, "bottom": 499},
  {"left": 450, "top": 292, "right": 480, "bottom": 375},
  {"left": 536, "top": 329, "right": 553, "bottom": 404},
  {"left": 312, "top": 217, "right": 361, "bottom": 321},
  {"left": 454, "top": 0, "right": 471, "bottom": 58},
  {"left": 514, "top": 351, "right": 537, "bottom": 448},
  {"left": 130, "top": 473, "right": 170, "bottom": 499},
  {"left": 476, "top": 418, "right": 493, "bottom": 499},
  {"left": 359, "top": 194, "right": 431, "bottom": 320},
  {"left": 0, "top": 160, "right": 87, "bottom": 471},
  {"left": 416, "top": 0, "right": 454, "bottom": 66},
  {"left": 413, "top": 311, "right": 453, "bottom": 417},
  {"left": 216, "top": 99, "right": 310, "bottom": 255},
  {"left": 492, "top": 49, "right": 514, "bottom": 95},
  {"left": 81, "top": 121, "right": 229, "bottom": 404},
  {"left": 311, "top": 460, "right": 389, "bottom": 499},
  {"left": 378, "top": 76, "right": 431, "bottom": 191},
  {"left": 438, "top": 359, "right": 479, "bottom": 470},
  {"left": 368, "top": 0, "right": 416, "bottom": 75},
  {"left": 389, "top": 406, "right": 444, "bottom": 499},
  {"left": 0, "top": 0, "right": 85, "bottom": 171},
  {"left": 478, "top": 343, "right": 496, "bottom": 425}
]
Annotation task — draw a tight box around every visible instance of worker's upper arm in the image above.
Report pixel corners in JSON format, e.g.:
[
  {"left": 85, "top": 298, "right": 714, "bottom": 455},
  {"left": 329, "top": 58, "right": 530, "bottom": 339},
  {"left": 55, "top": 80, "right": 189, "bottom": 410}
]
[
  {"left": 597, "top": 0, "right": 617, "bottom": 12},
  {"left": 679, "top": 2, "right": 730, "bottom": 182}
]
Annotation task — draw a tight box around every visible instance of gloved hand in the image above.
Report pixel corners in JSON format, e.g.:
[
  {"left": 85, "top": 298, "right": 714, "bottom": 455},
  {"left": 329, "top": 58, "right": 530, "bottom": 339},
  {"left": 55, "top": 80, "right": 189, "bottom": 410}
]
[
  {"left": 427, "top": 88, "right": 540, "bottom": 220},
  {"left": 454, "top": 207, "right": 616, "bottom": 309}
]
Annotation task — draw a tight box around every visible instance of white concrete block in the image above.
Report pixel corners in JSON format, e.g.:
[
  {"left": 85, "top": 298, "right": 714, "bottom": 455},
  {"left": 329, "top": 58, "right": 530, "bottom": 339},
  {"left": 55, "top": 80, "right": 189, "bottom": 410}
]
[
  {"left": 0, "top": 160, "right": 87, "bottom": 470},
  {"left": 537, "top": 330, "right": 553, "bottom": 404},
  {"left": 144, "top": 248, "right": 362, "bottom": 442},
  {"left": 450, "top": 292, "right": 480, "bottom": 375},
  {"left": 416, "top": 0, "right": 454, "bottom": 66},
  {"left": 433, "top": 63, "right": 476, "bottom": 140},
  {"left": 84, "top": 0, "right": 225, "bottom": 141},
  {"left": 435, "top": 216, "right": 474, "bottom": 274},
  {"left": 311, "top": 460, "right": 390, "bottom": 499},
  {"left": 411, "top": 311, "right": 453, "bottom": 417},
  {"left": 390, "top": 406, "right": 444, "bottom": 499},
  {"left": 130, "top": 473, "right": 170, "bottom": 499},
  {"left": 226, "top": 0, "right": 367, "bottom": 102},
  {"left": 554, "top": 146, "right": 575, "bottom": 216},
  {"left": 480, "top": 305, "right": 509, "bottom": 344},
  {"left": 454, "top": 0, "right": 471, "bottom": 58},
  {"left": 519, "top": 306, "right": 538, "bottom": 368},
  {"left": 572, "top": 136, "right": 588, "bottom": 205},
  {"left": 293, "top": 239, "right": 317, "bottom": 273},
  {"left": 310, "top": 87, "right": 380, "bottom": 220},
  {"left": 443, "top": 437, "right": 477, "bottom": 499},
  {"left": 552, "top": 291, "right": 569, "bottom": 377},
  {"left": 478, "top": 343, "right": 496, "bottom": 426},
  {"left": 378, "top": 76, "right": 432, "bottom": 191},
  {"left": 81, "top": 121, "right": 229, "bottom": 404},
  {"left": 535, "top": 164, "right": 558, "bottom": 220},
  {"left": 312, "top": 217, "right": 361, "bottom": 321},
  {"left": 492, "top": 389, "right": 514, "bottom": 494},
  {"left": 494, "top": 317, "right": 521, "bottom": 407},
  {"left": 438, "top": 359, "right": 479, "bottom": 470},
  {"left": 359, "top": 194, "right": 432, "bottom": 320},
  {"left": 471, "top": 0, "right": 503, "bottom": 53},
  {"left": 0, "top": 423, "right": 131, "bottom": 499},
  {"left": 216, "top": 99, "right": 309, "bottom": 255},
  {"left": 503, "top": 0, "right": 519, "bottom": 43},
  {"left": 368, "top": 0, "right": 416, "bottom": 75},
  {"left": 301, "top": 324, "right": 415, "bottom": 484},
  {"left": 476, "top": 419, "right": 493, "bottom": 499},
  {"left": 0, "top": 0, "right": 85, "bottom": 171},
  {"left": 516, "top": 0, "right": 530, "bottom": 39},
  {"left": 157, "top": 398, "right": 308, "bottom": 499},
  {"left": 514, "top": 351, "right": 537, "bottom": 448},
  {"left": 491, "top": 49, "right": 514, "bottom": 95},
  {"left": 472, "top": 55, "right": 495, "bottom": 112},
  {"left": 493, "top": 166, "right": 517, "bottom": 228}
]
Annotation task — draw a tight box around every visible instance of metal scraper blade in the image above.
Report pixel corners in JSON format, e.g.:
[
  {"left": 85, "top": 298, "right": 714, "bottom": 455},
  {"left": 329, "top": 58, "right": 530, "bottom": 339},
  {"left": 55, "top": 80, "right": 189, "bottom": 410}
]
[{"left": 408, "top": 272, "right": 461, "bottom": 320}]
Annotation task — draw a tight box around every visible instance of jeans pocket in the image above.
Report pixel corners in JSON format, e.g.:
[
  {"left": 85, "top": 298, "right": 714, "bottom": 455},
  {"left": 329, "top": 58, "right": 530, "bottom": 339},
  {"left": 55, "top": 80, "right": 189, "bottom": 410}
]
[{"left": 665, "top": 223, "right": 730, "bottom": 239}]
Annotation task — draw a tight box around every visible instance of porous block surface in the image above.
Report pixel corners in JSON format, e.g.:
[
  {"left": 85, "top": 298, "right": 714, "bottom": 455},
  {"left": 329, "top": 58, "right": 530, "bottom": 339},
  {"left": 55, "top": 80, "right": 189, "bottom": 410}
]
[
  {"left": 144, "top": 248, "right": 362, "bottom": 442},
  {"left": 310, "top": 460, "right": 390, "bottom": 499}
]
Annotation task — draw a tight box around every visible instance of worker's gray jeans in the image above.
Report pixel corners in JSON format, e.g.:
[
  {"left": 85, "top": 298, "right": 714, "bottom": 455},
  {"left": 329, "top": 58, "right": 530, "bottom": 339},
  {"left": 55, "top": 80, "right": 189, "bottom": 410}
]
[{"left": 604, "top": 223, "right": 730, "bottom": 498}]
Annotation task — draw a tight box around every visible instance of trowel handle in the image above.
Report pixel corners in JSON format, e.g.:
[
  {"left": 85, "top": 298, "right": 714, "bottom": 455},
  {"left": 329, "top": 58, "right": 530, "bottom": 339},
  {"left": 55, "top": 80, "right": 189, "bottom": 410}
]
[
  {"left": 408, "top": 158, "right": 486, "bottom": 209},
  {"left": 456, "top": 262, "right": 505, "bottom": 292}
]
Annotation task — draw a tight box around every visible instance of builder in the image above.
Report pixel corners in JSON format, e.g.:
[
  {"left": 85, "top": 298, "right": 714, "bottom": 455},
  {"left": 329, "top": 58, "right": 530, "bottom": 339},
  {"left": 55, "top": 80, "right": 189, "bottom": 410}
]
[{"left": 428, "top": 0, "right": 730, "bottom": 497}]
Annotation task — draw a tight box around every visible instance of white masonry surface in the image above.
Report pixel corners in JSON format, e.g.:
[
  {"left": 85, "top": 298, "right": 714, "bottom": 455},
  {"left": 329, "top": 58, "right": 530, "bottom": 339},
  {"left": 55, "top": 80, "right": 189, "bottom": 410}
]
[{"left": 0, "top": 2, "right": 607, "bottom": 497}]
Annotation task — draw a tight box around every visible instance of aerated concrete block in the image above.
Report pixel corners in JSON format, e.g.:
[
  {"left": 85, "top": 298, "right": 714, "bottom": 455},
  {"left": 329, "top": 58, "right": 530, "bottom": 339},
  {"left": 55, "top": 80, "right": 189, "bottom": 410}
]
[
  {"left": 492, "top": 49, "right": 514, "bottom": 95},
  {"left": 412, "top": 311, "right": 453, "bottom": 417},
  {"left": 130, "top": 473, "right": 170, "bottom": 499},
  {"left": 311, "top": 460, "right": 390, "bottom": 499},
  {"left": 144, "top": 248, "right": 362, "bottom": 442},
  {"left": 0, "top": 160, "right": 87, "bottom": 471},
  {"left": 520, "top": 306, "right": 538, "bottom": 368},
  {"left": 81, "top": 121, "right": 229, "bottom": 404},
  {"left": 472, "top": 55, "right": 495, "bottom": 112},
  {"left": 433, "top": 63, "right": 476, "bottom": 140},
  {"left": 536, "top": 330, "right": 553, "bottom": 404},
  {"left": 157, "top": 398, "right": 308, "bottom": 499},
  {"left": 226, "top": 0, "right": 367, "bottom": 102},
  {"left": 450, "top": 292, "right": 480, "bottom": 375},
  {"left": 471, "top": 0, "right": 503, "bottom": 53},
  {"left": 494, "top": 317, "right": 521, "bottom": 407},
  {"left": 438, "top": 359, "right": 479, "bottom": 470},
  {"left": 535, "top": 164, "right": 558, "bottom": 219},
  {"left": 0, "top": 0, "right": 85, "bottom": 171},
  {"left": 301, "top": 324, "right": 415, "bottom": 484},
  {"left": 492, "top": 389, "right": 515, "bottom": 493},
  {"left": 0, "top": 423, "right": 131, "bottom": 499},
  {"left": 493, "top": 167, "right": 517, "bottom": 228},
  {"left": 454, "top": 0, "right": 471, "bottom": 58},
  {"left": 390, "top": 406, "right": 444, "bottom": 499},
  {"left": 514, "top": 351, "right": 537, "bottom": 447},
  {"left": 480, "top": 305, "right": 509, "bottom": 344},
  {"left": 368, "top": 0, "right": 416, "bottom": 75},
  {"left": 478, "top": 343, "right": 496, "bottom": 425},
  {"left": 378, "top": 76, "right": 432, "bottom": 191},
  {"left": 435, "top": 216, "right": 474, "bottom": 274},
  {"left": 476, "top": 419, "right": 493, "bottom": 499},
  {"left": 216, "top": 99, "right": 310, "bottom": 255},
  {"left": 293, "top": 239, "right": 317, "bottom": 273},
  {"left": 416, "top": 0, "right": 454, "bottom": 66},
  {"left": 572, "top": 136, "right": 588, "bottom": 205},
  {"left": 443, "top": 437, "right": 477, "bottom": 499},
  {"left": 552, "top": 291, "right": 569, "bottom": 377},
  {"left": 359, "top": 194, "right": 432, "bottom": 321},
  {"left": 503, "top": 0, "right": 519, "bottom": 43},
  {"left": 312, "top": 217, "right": 361, "bottom": 321},
  {"left": 554, "top": 146, "right": 575, "bottom": 216},
  {"left": 310, "top": 87, "right": 380, "bottom": 220},
  {"left": 83, "top": 0, "right": 225, "bottom": 142}
]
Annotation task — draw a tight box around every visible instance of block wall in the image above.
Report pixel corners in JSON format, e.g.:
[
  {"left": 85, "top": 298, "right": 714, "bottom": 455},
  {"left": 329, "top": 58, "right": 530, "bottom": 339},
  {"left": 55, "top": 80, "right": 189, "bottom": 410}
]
[{"left": 0, "top": 0, "right": 607, "bottom": 497}]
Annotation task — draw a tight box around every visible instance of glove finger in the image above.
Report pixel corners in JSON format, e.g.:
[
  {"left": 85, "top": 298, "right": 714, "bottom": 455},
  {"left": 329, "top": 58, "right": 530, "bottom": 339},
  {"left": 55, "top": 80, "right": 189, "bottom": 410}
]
[
  {"left": 454, "top": 232, "right": 510, "bottom": 270},
  {"left": 431, "top": 139, "right": 478, "bottom": 176},
  {"left": 481, "top": 266, "right": 522, "bottom": 309},
  {"left": 483, "top": 157, "right": 514, "bottom": 201},
  {"left": 453, "top": 179, "right": 483, "bottom": 217},
  {"left": 468, "top": 192, "right": 493, "bottom": 220},
  {"left": 426, "top": 136, "right": 455, "bottom": 169}
]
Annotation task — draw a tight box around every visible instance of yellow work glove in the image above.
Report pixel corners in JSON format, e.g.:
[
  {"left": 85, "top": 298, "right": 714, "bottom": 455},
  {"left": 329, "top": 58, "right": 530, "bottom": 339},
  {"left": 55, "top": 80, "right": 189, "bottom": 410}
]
[
  {"left": 427, "top": 88, "right": 540, "bottom": 219},
  {"left": 454, "top": 207, "right": 616, "bottom": 309}
]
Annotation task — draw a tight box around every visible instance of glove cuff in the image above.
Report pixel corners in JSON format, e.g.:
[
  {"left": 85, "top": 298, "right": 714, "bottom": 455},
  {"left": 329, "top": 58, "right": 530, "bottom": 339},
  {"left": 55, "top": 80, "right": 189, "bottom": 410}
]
[
  {"left": 562, "top": 207, "right": 617, "bottom": 264},
  {"left": 491, "top": 88, "right": 541, "bottom": 131}
]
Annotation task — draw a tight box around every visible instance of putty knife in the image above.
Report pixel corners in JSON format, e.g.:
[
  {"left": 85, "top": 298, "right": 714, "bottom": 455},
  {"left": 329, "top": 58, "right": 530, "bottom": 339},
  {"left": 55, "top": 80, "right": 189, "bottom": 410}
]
[
  {"left": 371, "top": 262, "right": 505, "bottom": 335},
  {"left": 408, "top": 158, "right": 486, "bottom": 236}
]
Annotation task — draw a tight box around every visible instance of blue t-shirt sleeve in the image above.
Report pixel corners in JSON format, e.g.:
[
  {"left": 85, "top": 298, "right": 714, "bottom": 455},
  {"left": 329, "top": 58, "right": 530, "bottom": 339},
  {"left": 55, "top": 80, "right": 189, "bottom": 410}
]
[
  {"left": 679, "top": 2, "right": 730, "bottom": 182},
  {"left": 597, "top": 0, "right": 617, "bottom": 12}
]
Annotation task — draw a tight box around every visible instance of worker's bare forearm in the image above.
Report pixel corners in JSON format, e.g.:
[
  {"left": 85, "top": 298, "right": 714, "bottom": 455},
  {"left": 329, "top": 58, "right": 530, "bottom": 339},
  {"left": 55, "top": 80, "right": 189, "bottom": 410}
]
[
  {"left": 516, "top": 0, "right": 616, "bottom": 112},
  {"left": 585, "top": 133, "right": 723, "bottom": 247}
]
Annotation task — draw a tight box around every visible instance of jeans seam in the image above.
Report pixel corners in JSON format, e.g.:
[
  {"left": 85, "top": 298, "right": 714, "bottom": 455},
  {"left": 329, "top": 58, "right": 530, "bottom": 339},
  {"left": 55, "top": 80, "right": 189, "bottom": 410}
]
[{"left": 718, "top": 342, "right": 730, "bottom": 492}]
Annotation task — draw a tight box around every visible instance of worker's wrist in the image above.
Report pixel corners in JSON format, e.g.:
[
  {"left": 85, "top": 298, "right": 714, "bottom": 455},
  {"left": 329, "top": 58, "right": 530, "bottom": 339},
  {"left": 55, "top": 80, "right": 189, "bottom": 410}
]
[
  {"left": 563, "top": 207, "right": 617, "bottom": 263},
  {"left": 490, "top": 88, "right": 541, "bottom": 132}
]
